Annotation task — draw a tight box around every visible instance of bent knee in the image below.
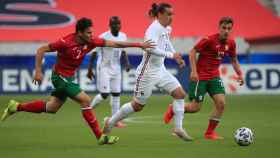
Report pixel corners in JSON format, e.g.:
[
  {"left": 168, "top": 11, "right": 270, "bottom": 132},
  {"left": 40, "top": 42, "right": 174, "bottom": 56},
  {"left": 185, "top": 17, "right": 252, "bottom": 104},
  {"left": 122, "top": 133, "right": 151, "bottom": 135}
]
[
  {"left": 132, "top": 101, "right": 144, "bottom": 112},
  {"left": 216, "top": 101, "right": 225, "bottom": 112},
  {"left": 101, "top": 93, "right": 109, "bottom": 99}
]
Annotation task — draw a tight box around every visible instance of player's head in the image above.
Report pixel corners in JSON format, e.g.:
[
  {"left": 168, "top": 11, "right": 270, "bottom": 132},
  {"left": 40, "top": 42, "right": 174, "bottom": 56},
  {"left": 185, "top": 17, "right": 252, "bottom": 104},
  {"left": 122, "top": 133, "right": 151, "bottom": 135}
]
[
  {"left": 218, "top": 17, "right": 234, "bottom": 41},
  {"left": 109, "top": 16, "right": 121, "bottom": 36},
  {"left": 76, "top": 17, "right": 93, "bottom": 43},
  {"left": 149, "top": 3, "right": 173, "bottom": 27}
]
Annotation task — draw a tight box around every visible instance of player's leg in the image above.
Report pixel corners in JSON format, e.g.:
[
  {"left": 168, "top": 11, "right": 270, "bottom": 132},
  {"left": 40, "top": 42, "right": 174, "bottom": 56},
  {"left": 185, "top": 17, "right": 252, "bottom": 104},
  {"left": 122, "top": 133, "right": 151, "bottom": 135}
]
[
  {"left": 204, "top": 77, "right": 226, "bottom": 140},
  {"left": 164, "top": 80, "right": 206, "bottom": 124},
  {"left": 103, "top": 74, "right": 153, "bottom": 134},
  {"left": 110, "top": 74, "right": 121, "bottom": 116},
  {"left": 71, "top": 90, "right": 119, "bottom": 144},
  {"left": 110, "top": 74, "right": 126, "bottom": 128},
  {"left": 1, "top": 88, "right": 66, "bottom": 121},
  {"left": 159, "top": 71, "right": 192, "bottom": 141},
  {"left": 90, "top": 67, "right": 110, "bottom": 108}
]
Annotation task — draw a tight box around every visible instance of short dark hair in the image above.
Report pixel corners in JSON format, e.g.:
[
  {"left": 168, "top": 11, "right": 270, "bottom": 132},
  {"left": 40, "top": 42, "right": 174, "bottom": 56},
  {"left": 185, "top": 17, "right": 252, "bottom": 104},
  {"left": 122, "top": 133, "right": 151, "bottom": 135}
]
[
  {"left": 219, "top": 16, "right": 234, "bottom": 26},
  {"left": 109, "top": 16, "right": 121, "bottom": 25},
  {"left": 76, "top": 17, "right": 92, "bottom": 33},
  {"left": 148, "top": 3, "right": 172, "bottom": 17}
]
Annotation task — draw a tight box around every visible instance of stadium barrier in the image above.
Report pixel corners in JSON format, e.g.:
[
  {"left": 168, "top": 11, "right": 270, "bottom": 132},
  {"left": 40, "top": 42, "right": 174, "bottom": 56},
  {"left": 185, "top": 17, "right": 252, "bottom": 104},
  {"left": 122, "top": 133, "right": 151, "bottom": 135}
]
[{"left": 0, "top": 54, "right": 279, "bottom": 94}]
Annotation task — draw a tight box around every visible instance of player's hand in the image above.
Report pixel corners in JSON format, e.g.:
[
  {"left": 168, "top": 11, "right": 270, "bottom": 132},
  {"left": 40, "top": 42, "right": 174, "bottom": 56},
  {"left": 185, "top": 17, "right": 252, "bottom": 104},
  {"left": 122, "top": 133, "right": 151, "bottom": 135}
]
[
  {"left": 173, "top": 53, "right": 185, "bottom": 68},
  {"left": 190, "top": 71, "right": 199, "bottom": 81},
  {"left": 237, "top": 75, "right": 244, "bottom": 86},
  {"left": 33, "top": 70, "right": 43, "bottom": 85},
  {"left": 87, "top": 69, "right": 95, "bottom": 80},
  {"left": 141, "top": 40, "right": 156, "bottom": 49},
  {"left": 125, "top": 64, "right": 132, "bottom": 72}
]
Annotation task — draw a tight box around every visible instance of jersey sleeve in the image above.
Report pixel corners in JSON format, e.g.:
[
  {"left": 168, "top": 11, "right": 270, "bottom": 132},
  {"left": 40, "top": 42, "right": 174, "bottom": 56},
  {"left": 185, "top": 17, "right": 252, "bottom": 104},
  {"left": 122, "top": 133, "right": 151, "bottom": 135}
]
[
  {"left": 49, "top": 38, "right": 67, "bottom": 52},
  {"left": 229, "top": 41, "right": 237, "bottom": 57},
  {"left": 91, "top": 37, "right": 105, "bottom": 47},
  {"left": 194, "top": 37, "right": 210, "bottom": 53}
]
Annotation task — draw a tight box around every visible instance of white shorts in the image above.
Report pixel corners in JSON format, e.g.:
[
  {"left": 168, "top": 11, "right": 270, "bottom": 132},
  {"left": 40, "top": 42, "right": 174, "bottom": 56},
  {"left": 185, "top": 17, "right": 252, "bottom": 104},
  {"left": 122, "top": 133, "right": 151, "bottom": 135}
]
[
  {"left": 96, "top": 66, "right": 121, "bottom": 93},
  {"left": 134, "top": 69, "right": 181, "bottom": 105}
]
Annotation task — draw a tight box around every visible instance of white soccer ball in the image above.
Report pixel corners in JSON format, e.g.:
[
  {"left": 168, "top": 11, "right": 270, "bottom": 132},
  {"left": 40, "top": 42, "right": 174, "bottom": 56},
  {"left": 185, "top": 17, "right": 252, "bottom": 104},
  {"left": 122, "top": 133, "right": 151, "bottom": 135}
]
[{"left": 234, "top": 127, "right": 254, "bottom": 146}]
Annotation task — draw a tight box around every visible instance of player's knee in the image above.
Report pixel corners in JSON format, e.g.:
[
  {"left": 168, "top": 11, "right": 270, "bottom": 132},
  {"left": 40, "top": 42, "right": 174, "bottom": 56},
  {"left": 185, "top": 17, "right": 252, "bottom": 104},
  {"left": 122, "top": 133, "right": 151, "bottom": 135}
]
[
  {"left": 46, "top": 109, "right": 58, "bottom": 114},
  {"left": 111, "top": 93, "right": 120, "bottom": 97},
  {"left": 132, "top": 102, "right": 144, "bottom": 112},
  {"left": 45, "top": 106, "right": 59, "bottom": 114},
  {"left": 172, "top": 90, "right": 186, "bottom": 99},
  {"left": 216, "top": 101, "right": 225, "bottom": 113},
  {"left": 101, "top": 93, "right": 109, "bottom": 99}
]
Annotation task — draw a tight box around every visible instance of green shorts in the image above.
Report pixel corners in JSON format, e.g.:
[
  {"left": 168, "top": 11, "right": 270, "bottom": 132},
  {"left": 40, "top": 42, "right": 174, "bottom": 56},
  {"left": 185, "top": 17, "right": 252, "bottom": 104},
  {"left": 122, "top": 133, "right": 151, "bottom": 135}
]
[
  {"left": 189, "top": 77, "right": 225, "bottom": 102},
  {"left": 51, "top": 71, "right": 81, "bottom": 102}
]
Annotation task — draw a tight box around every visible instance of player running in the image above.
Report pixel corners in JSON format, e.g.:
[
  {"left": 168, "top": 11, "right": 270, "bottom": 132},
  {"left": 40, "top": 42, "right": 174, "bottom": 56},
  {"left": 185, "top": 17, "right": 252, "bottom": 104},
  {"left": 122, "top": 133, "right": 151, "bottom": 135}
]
[
  {"left": 164, "top": 17, "right": 244, "bottom": 140},
  {"left": 1, "top": 17, "right": 154, "bottom": 145},
  {"left": 87, "top": 16, "right": 130, "bottom": 128},
  {"left": 103, "top": 3, "right": 193, "bottom": 141}
]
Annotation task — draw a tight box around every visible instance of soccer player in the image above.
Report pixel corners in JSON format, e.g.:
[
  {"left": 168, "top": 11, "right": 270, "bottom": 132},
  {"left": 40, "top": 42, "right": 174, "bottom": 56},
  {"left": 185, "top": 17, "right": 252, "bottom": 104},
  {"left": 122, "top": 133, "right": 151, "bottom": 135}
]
[
  {"left": 103, "top": 3, "right": 193, "bottom": 141},
  {"left": 164, "top": 17, "right": 244, "bottom": 140},
  {"left": 87, "top": 16, "right": 131, "bottom": 128},
  {"left": 1, "top": 17, "right": 154, "bottom": 145}
]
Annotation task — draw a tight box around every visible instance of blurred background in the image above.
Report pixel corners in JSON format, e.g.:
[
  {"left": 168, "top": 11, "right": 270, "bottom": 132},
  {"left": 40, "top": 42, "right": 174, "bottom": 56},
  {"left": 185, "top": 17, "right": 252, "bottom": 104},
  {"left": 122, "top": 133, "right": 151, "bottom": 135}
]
[{"left": 0, "top": 0, "right": 280, "bottom": 95}]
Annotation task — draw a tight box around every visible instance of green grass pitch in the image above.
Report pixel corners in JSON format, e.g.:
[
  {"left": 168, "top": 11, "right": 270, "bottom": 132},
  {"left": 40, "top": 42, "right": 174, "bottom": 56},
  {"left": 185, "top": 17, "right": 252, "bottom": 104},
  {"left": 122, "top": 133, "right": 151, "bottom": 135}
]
[{"left": 0, "top": 94, "right": 279, "bottom": 158}]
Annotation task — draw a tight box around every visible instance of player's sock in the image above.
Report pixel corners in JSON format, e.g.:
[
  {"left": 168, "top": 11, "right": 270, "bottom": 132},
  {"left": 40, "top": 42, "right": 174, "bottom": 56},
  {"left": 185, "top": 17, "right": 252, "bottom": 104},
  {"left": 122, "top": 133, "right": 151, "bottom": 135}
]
[
  {"left": 173, "top": 99, "right": 184, "bottom": 129},
  {"left": 205, "top": 118, "right": 220, "bottom": 134},
  {"left": 108, "top": 102, "right": 134, "bottom": 128},
  {"left": 90, "top": 94, "right": 104, "bottom": 108},
  {"left": 17, "top": 100, "right": 46, "bottom": 113},
  {"left": 81, "top": 107, "right": 102, "bottom": 139},
  {"left": 111, "top": 96, "right": 120, "bottom": 115}
]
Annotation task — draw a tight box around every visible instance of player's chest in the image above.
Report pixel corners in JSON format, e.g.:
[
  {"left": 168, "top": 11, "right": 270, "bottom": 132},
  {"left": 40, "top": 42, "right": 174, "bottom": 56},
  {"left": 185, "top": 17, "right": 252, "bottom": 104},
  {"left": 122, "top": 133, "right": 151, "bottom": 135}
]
[
  {"left": 208, "top": 43, "right": 230, "bottom": 60},
  {"left": 64, "top": 45, "right": 91, "bottom": 60}
]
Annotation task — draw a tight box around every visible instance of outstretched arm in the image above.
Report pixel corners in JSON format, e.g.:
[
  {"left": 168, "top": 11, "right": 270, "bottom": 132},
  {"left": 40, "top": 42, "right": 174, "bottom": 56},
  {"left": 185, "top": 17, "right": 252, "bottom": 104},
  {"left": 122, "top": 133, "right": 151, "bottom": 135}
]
[
  {"left": 104, "top": 40, "right": 155, "bottom": 49},
  {"left": 33, "top": 45, "right": 53, "bottom": 85},
  {"left": 231, "top": 56, "right": 244, "bottom": 86}
]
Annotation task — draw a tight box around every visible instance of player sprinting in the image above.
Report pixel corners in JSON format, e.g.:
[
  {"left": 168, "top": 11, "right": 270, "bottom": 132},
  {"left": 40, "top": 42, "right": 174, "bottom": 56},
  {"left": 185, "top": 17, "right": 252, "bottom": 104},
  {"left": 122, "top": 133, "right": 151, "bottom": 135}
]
[
  {"left": 87, "top": 16, "right": 130, "bottom": 128},
  {"left": 103, "top": 3, "right": 193, "bottom": 141},
  {"left": 164, "top": 17, "right": 244, "bottom": 140},
  {"left": 1, "top": 17, "right": 154, "bottom": 145}
]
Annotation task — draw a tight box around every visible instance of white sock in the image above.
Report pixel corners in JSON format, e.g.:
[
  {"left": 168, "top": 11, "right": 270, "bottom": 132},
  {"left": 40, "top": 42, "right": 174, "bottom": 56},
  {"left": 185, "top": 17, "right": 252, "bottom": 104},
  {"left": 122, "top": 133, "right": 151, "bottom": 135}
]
[
  {"left": 90, "top": 94, "right": 105, "bottom": 108},
  {"left": 173, "top": 99, "right": 185, "bottom": 130},
  {"left": 111, "top": 96, "right": 120, "bottom": 115},
  {"left": 108, "top": 102, "right": 134, "bottom": 128}
]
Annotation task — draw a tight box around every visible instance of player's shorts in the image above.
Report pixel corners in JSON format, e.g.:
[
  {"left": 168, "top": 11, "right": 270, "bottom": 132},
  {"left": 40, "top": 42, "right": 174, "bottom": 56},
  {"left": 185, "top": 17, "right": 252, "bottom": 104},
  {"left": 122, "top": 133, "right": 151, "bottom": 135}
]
[
  {"left": 134, "top": 69, "right": 181, "bottom": 105},
  {"left": 189, "top": 77, "right": 225, "bottom": 102},
  {"left": 96, "top": 66, "right": 121, "bottom": 93},
  {"left": 51, "top": 71, "right": 81, "bottom": 102}
]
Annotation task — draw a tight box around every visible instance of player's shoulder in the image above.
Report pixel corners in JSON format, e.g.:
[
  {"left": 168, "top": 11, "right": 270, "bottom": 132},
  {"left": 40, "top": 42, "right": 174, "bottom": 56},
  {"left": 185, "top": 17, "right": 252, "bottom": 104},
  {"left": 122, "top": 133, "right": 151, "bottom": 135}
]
[
  {"left": 227, "top": 38, "right": 236, "bottom": 45},
  {"left": 99, "top": 31, "right": 110, "bottom": 38},
  {"left": 118, "top": 32, "right": 127, "bottom": 38},
  {"left": 56, "top": 33, "right": 75, "bottom": 45},
  {"left": 145, "top": 20, "right": 162, "bottom": 35}
]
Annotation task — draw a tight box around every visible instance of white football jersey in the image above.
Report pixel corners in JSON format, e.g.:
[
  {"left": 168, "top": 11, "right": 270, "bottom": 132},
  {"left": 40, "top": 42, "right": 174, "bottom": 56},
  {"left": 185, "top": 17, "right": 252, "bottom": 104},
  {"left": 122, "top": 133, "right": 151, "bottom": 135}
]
[
  {"left": 137, "top": 20, "right": 175, "bottom": 74},
  {"left": 95, "top": 31, "right": 127, "bottom": 72}
]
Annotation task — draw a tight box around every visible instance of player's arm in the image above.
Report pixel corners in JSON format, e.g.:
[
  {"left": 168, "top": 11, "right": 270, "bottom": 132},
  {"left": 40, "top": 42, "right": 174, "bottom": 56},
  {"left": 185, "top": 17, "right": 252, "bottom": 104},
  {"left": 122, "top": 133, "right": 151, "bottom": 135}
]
[
  {"left": 33, "top": 45, "right": 53, "bottom": 85},
  {"left": 189, "top": 48, "right": 199, "bottom": 81},
  {"left": 104, "top": 40, "right": 155, "bottom": 49},
  {"left": 230, "top": 56, "right": 244, "bottom": 86},
  {"left": 87, "top": 51, "right": 97, "bottom": 80},
  {"left": 121, "top": 50, "right": 131, "bottom": 72}
]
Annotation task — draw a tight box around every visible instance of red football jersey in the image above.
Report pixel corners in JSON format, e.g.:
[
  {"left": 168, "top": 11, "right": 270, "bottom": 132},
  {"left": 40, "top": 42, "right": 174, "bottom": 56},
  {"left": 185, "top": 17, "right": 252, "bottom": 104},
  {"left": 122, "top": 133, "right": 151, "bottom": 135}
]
[
  {"left": 49, "top": 33, "right": 105, "bottom": 77},
  {"left": 194, "top": 34, "right": 236, "bottom": 80}
]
